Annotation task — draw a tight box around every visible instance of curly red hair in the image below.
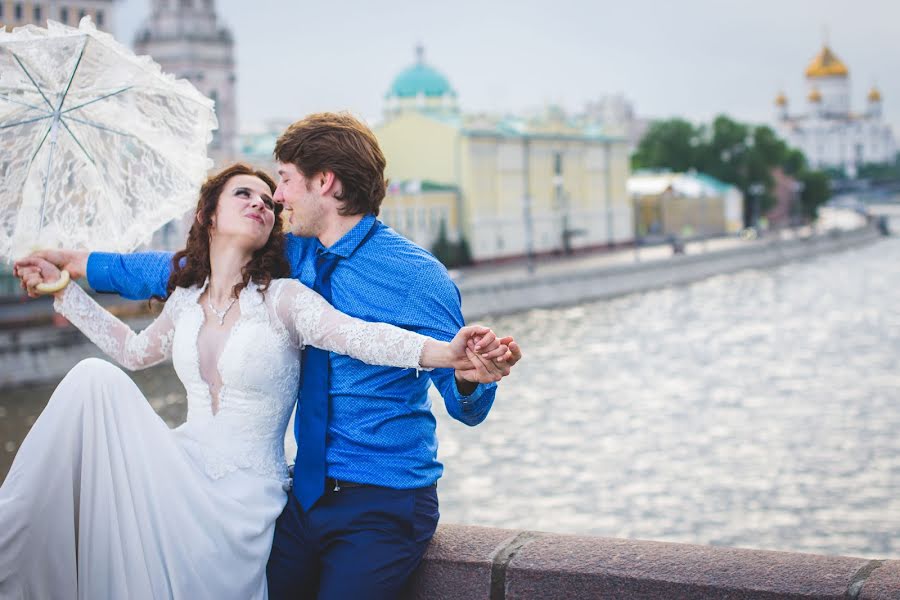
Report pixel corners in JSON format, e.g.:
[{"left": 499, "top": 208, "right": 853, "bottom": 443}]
[{"left": 161, "top": 163, "right": 290, "bottom": 301}]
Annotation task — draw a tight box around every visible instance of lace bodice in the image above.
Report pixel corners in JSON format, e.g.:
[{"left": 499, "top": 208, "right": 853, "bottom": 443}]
[{"left": 54, "top": 278, "right": 430, "bottom": 483}]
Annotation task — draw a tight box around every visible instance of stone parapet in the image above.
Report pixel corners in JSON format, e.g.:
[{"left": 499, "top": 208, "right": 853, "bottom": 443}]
[{"left": 405, "top": 524, "right": 898, "bottom": 599}]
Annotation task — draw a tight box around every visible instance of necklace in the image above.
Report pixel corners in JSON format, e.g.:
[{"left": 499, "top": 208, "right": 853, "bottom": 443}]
[{"left": 207, "top": 295, "right": 237, "bottom": 325}]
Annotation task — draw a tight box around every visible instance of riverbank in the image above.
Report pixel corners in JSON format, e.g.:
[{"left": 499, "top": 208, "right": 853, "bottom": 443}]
[
  {"left": 0, "top": 224, "right": 884, "bottom": 389},
  {"left": 457, "top": 224, "right": 881, "bottom": 320}
]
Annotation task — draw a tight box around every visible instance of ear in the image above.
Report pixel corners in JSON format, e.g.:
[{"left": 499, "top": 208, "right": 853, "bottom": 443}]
[{"left": 318, "top": 171, "right": 339, "bottom": 197}]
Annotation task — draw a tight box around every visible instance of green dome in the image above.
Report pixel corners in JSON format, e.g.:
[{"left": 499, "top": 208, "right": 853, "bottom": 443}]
[{"left": 387, "top": 46, "right": 456, "bottom": 99}]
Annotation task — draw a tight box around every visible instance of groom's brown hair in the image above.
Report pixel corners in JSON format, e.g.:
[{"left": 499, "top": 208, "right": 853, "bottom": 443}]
[{"left": 274, "top": 112, "right": 387, "bottom": 216}]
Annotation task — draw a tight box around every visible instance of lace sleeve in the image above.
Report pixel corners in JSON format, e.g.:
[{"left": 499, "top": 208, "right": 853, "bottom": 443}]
[
  {"left": 53, "top": 283, "right": 177, "bottom": 371},
  {"left": 273, "top": 279, "right": 430, "bottom": 370}
]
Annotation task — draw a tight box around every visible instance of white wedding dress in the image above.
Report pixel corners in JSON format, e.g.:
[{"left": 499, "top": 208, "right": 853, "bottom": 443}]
[{"left": 0, "top": 278, "right": 430, "bottom": 600}]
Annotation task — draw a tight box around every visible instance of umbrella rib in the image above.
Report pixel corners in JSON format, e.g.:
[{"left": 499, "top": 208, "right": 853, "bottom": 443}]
[
  {"left": 56, "top": 38, "right": 89, "bottom": 112},
  {"left": 58, "top": 117, "right": 97, "bottom": 166},
  {"left": 10, "top": 52, "right": 56, "bottom": 111},
  {"left": 0, "top": 93, "right": 46, "bottom": 112},
  {"left": 65, "top": 114, "right": 132, "bottom": 138},
  {"left": 37, "top": 121, "right": 61, "bottom": 239},
  {"left": 61, "top": 86, "right": 133, "bottom": 115},
  {"left": 0, "top": 114, "right": 52, "bottom": 129},
  {"left": 26, "top": 122, "right": 53, "bottom": 168}
]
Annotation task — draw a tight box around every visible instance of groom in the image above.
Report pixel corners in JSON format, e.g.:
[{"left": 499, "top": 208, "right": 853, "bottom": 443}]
[{"left": 22, "top": 112, "right": 522, "bottom": 599}]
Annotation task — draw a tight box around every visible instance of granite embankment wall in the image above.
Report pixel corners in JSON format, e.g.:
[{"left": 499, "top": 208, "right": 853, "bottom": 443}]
[
  {"left": 404, "top": 524, "right": 899, "bottom": 600},
  {"left": 458, "top": 226, "right": 881, "bottom": 320}
]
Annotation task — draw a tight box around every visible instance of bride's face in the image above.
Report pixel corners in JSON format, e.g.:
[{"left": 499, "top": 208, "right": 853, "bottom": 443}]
[{"left": 210, "top": 175, "right": 279, "bottom": 250}]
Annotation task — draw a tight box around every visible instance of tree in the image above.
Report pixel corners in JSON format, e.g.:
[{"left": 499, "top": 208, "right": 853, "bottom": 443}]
[
  {"left": 855, "top": 152, "right": 900, "bottom": 182},
  {"left": 632, "top": 115, "right": 830, "bottom": 226},
  {"left": 798, "top": 170, "right": 830, "bottom": 219},
  {"left": 631, "top": 119, "right": 701, "bottom": 172},
  {"left": 430, "top": 219, "right": 472, "bottom": 269}
]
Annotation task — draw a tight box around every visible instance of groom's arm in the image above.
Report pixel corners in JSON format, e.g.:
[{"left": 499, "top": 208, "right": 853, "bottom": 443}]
[
  {"left": 16, "top": 249, "right": 171, "bottom": 300},
  {"left": 87, "top": 235, "right": 308, "bottom": 299},
  {"left": 402, "top": 267, "right": 498, "bottom": 427},
  {"left": 87, "top": 252, "right": 173, "bottom": 300}
]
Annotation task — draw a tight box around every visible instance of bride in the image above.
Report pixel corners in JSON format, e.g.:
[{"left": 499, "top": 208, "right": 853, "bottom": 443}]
[{"left": 1, "top": 163, "right": 508, "bottom": 599}]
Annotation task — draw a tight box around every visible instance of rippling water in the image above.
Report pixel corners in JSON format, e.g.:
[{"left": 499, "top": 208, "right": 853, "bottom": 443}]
[{"left": 4, "top": 236, "right": 900, "bottom": 558}]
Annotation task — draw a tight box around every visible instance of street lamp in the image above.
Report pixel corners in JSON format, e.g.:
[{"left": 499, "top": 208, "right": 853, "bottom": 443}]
[
  {"left": 748, "top": 182, "right": 766, "bottom": 231},
  {"left": 522, "top": 136, "right": 535, "bottom": 273}
]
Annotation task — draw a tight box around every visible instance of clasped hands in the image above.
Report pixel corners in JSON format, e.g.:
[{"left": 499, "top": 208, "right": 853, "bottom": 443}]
[{"left": 447, "top": 325, "right": 521, "bottom": 384}]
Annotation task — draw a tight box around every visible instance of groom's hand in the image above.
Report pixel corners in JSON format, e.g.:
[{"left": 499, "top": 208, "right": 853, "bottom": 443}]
[
  {"left": 454, "top": 333, "right": 523, "bottom": 393},
  {"left": 448, "top": 326, "right": 507, "bottom": 386}
]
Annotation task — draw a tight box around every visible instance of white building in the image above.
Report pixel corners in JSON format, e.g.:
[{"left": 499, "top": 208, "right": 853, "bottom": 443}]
[
  {"left": 133, "top": 0, "right": 237, "bottom": 163},
  {"left": 1, "top": 0, "right": 115, "bottom": 32},
  {"left": 580, "top": 94, "right": 650, "bottom": 153},
  {"left": 774, "top": 44, "right": 895, "bottom": 176}
]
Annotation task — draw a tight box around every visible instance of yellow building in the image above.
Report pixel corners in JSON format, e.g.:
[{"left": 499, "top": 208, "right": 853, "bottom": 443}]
[
  {"left": 627, "top": 171, "right": 744, "bottom": 238},
  {"left": 1, "top": 0, "right": 115, "bottom": 31},
  {"left": 376, "top": 48, "right": 634, "bottom": 263},
  {"left": 380, "top": 180, "right": 460, "bottom": 253}
]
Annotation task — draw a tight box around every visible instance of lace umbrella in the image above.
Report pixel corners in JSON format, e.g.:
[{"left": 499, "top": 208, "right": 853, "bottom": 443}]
[{"left": 0, "top": 17, "right": 217, "bottom": 263}]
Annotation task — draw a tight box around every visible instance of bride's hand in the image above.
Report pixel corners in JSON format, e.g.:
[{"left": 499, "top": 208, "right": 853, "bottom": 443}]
[
  {"left": 449, "top": 326, "right": 508, "bottom": 365},
  {"left": 14, "top": 257, "right": 65, "bottom": 298}
]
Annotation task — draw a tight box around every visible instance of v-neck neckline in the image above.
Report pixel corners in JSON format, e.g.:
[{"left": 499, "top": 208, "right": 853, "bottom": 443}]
[{"left": 193, "top": 280, "right": 248, "bottom": 417}]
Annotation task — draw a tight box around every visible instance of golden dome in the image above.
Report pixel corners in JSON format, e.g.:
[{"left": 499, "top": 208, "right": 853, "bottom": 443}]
[
  {"left": 775, "top": 92, "right": 788, "bottom": 106},
  {"left": 868, "top": 86, "right": 882, "bottom": 102},
  {"left": 805, "top": 45, "right": 849, "bottom": 78},
  {"left": 808, "top": 88, "right": 822, "bottom": 103}
]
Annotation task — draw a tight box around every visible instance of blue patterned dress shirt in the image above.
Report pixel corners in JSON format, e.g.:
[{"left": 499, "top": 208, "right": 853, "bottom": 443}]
[{"left": 86, "top": 214, "right": 497, "bottom": 489}]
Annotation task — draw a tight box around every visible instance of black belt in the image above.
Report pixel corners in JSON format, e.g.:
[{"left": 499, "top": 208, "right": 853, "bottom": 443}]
[{"left": 326, "top": 478, "right": 367, "bottom": 492}]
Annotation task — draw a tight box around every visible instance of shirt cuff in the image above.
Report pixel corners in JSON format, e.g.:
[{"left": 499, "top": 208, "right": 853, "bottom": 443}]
[
  {"left": 453, "top": 380, "right": 494, "bottom": 410},
  {"left": 86, "top": 252, "right": 116, "bottom": 292}
]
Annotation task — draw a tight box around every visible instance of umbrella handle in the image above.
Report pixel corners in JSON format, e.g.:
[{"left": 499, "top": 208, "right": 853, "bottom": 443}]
[{"left": 34, "top": 269, "right": 71, "bottom": 295}]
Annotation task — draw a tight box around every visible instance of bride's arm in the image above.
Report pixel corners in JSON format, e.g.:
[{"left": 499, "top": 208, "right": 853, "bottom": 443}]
[
  {"left": 53, "top": 282, "right": 177, "bottom": 372},
  {"left": 273, "top": 279, "right": 499, "bottom": 371}
]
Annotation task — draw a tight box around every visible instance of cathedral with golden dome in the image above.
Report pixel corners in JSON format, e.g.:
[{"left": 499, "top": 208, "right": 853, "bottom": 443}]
[{"left": 774, "top": 43, "right": 895, "bottom": 176}]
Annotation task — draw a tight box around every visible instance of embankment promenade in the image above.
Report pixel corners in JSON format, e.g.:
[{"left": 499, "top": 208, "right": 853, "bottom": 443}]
[{"left": 457, "top": 225, "right": 880, "bottom": 320}]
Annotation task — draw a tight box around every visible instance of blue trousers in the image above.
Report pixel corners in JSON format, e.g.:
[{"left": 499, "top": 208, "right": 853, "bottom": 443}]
[{"left": 266, "top": 484, "right": 439, "bottom": 600}]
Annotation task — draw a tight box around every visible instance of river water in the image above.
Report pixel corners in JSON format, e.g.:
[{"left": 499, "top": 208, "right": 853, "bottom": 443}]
[{"left": 3, "top": 236, "right": 899, "bottom": 559}]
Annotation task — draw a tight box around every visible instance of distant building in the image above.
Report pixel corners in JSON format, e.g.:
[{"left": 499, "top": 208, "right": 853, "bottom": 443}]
[
  {"left": 766, "top": 167, "right": 804, "bottom": 228},
  {"left": 1, "top": 0, "right": 116, "bottom": 32},
  {"left": 628, "top": 171, "right": 743, "bottom": 238},
  {"left": 376, "top": 46, "right": 634, "bottom": 263},
  {"left": 580, "top": 94, "right": 650, "bottom": 153},
  {"left": 774, "top": 43, "right": 895, "bottom": 176},
  {"left": 134, "top": 0, "right": 237, "bottom": 163},
  {"left": 383, "top": 44, "right": 459, "bottom": 122},
  {"left": 238, "top": 119, "right": 294, "bottom": 170},
  {"left": 381, "top": 180, "right": 460, "bottom": 252}
]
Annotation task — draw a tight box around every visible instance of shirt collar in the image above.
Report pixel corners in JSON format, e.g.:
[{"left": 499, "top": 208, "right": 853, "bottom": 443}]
[{"left": 318, "top": 213, "right": 377, "bottom": 259}]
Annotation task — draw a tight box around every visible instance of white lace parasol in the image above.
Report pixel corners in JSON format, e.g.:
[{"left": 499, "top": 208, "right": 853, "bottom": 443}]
[{"left": 0, "top": 17, "right": 217, "bottom": 261}]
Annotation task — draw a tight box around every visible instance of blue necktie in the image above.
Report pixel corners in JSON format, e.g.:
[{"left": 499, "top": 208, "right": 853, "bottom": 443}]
[{"left": 293, "top": 250, "right": 341, "bottom": 510}]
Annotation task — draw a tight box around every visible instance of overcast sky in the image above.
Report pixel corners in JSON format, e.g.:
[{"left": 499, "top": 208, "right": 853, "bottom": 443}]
[{"left": 115, "top": 0, "right": 898, "bottom": 134}]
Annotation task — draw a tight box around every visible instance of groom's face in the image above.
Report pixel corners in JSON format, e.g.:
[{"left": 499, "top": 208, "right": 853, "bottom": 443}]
[{"left": 275, "top": 162, "right": 327, "bottom": 238}]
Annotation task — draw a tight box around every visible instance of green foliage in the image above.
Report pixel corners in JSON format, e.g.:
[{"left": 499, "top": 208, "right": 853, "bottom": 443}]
[
  {"left": 430, "top": 219, "right": 472, "bottom": 269},
  {"left": 632, "top": 114, "right": 829, "bottom": 223},
  {"left": 798, "top": 171, "right": 831, "bottom": 219},
  {"left": 631, "top": 119, "right": 700, "bottom": 172},
  {"left": 854, "top": 153, "right": 900, "bottom": 181}
]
